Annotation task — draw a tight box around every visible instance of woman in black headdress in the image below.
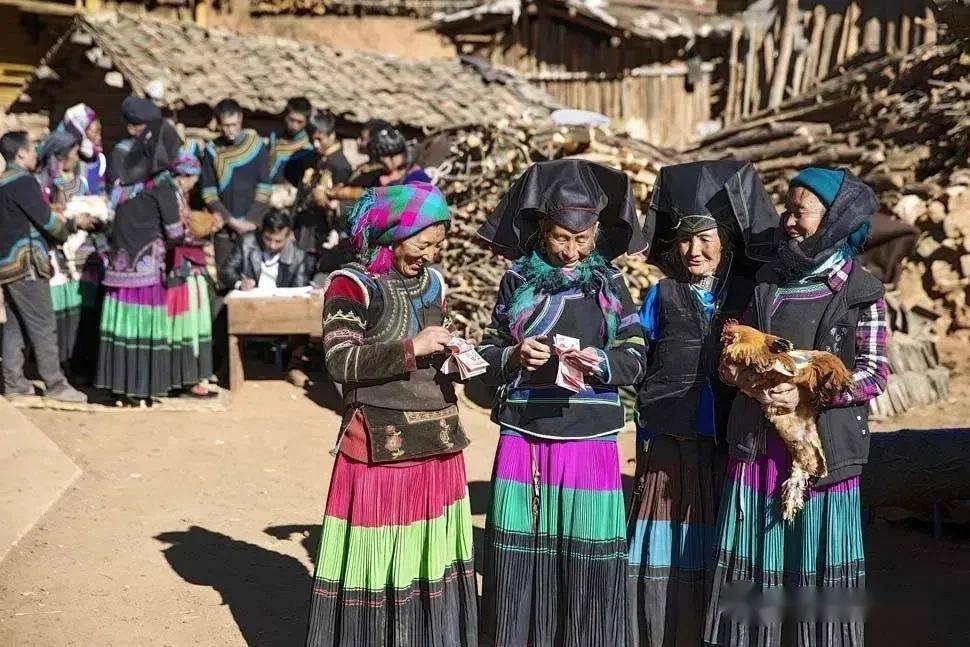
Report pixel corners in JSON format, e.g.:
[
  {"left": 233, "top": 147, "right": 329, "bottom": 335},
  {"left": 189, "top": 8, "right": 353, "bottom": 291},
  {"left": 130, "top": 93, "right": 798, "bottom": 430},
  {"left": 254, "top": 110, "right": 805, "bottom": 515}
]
[
  {"left": 627, "top": 161, "right": 778, "bottom": 646},
  {"left": 476, "top": 159, "right": 648, "bottom": 646},
  {"left": 96, "top": 119, "right": 185, "bottom": 402}
]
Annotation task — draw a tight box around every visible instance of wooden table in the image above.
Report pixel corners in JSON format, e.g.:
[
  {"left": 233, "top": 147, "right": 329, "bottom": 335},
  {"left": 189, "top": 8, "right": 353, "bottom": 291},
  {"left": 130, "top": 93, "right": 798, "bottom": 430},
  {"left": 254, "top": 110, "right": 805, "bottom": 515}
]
[{"left": 225, "top": 292, "right": 326, "bottom": 392}]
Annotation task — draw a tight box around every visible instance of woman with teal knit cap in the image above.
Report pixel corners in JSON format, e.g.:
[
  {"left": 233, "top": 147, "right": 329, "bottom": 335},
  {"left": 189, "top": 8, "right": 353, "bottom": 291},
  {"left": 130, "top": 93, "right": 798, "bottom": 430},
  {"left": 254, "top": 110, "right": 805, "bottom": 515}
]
[{"left": 706, "top": 167, "right": 889, "bottom": 647}]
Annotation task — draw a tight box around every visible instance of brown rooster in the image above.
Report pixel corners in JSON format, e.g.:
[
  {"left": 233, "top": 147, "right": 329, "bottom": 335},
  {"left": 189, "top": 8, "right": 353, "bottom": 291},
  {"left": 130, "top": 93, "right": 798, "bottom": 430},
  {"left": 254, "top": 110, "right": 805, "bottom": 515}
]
[{"left": 720, "top": 320, "right": 855, "bottom": 521}]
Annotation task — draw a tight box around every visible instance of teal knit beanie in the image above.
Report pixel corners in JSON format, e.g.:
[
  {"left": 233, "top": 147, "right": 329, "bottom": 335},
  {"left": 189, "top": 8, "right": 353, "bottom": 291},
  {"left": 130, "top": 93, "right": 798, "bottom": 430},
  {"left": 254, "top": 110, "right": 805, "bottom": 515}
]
[{"left": 790, "top": 167, "right": 845, "bottom": 208}]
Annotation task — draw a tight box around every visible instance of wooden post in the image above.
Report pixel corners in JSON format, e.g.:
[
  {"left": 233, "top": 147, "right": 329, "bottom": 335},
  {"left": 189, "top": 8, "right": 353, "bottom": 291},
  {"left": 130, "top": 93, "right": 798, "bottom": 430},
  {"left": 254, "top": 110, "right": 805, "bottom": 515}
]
[
  {"left": 194, "top": 0, "right": 209, "bottom": 27},
  {"left": 885, "top": 1, "right": 898, "bottom": 53},
  {"left": 899, "top": 0, "right": 912, "bottom": 52},
  {"left": 801, "top": 5, "right": 826, "bottom": 92},
  {"left": 817, "top": 11, "right": 842, "bottom": 82},
  {"left": 846, "top": 1, "right": 862, "bottom": 60},
  {"left": 924, "top": 6, "right": 938, "bottom": 45},
  {"left": 862, "top": 10, "right": 881, "bottom": 53},
  {"left": 228, "top": 334, "right": 243, "bottom": 393},
  {"left": 742, "top": 24, "right": 757, "bottom": 117},
  {"left": 836, "top": 2, "right": 854, "bottom": 66},
  {"left": 768, "top": 0, "right": 799, "bottom": 108},
  {"left": 763, "top": 29, "right": 776, "bottom": 83},
  {"left": 725, "top": 20, "right": 742, "bottom": 124}
]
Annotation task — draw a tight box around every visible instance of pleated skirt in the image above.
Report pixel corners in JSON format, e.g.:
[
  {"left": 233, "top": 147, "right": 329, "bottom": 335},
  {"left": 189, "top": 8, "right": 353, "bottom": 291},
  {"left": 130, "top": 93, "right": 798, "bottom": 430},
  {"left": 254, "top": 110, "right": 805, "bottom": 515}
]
[
  {"left": 167, "top": 273, "right": 213, "bottom": 388},
  {"left": 480, "top": 433, "right": 631, "bottom": 647},
  {"left": 306, "top": 452, "right": 478, "bottom": 647},
  {"left": 628, "top": 435, "right": 724, "bottom": 647},
  {"left": 96, "top": 281, "right": 173, "bottom": 398},
  {"left": 50, "top": 277, "right": 82, "bottom": 365},
  {"left": 705, "top": 431, "right": 866, "bottom": 647},
  {"left": 49, "top": 253, "right": 103, "bottom": 367}
]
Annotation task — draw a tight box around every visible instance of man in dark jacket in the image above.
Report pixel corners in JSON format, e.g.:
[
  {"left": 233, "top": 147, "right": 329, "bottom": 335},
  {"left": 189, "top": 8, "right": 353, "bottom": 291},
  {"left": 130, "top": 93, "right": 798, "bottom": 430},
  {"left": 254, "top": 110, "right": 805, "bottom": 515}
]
[
  {"left": 0, "top": 131, "right": 89, "bottom": 402},
  {"left": 219, "top": 209, "right": 309, "bottom": 292},
  {"left": 219, "top": 209, "right": 313, "bottom": 386}
]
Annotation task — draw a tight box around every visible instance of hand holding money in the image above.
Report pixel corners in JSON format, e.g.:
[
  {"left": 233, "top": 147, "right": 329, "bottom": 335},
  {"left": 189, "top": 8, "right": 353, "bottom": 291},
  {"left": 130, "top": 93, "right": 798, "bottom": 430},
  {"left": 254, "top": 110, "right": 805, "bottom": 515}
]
[
  {"left": 559, "top": 346, "right": 602, "bottom": 376},
  {"left": 440, "top": 335, "right": 488, "bottom": 380},
  {"left": 552, "top": 334, "right": 595, "bottom": 392}
]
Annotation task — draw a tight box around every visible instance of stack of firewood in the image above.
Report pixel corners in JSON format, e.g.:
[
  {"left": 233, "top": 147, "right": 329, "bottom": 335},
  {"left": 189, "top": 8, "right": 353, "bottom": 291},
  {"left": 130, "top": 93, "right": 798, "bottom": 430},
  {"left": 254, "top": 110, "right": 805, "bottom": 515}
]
[
  {"left": 428, "top": 124, "right": 676, "bottom": 339},
  {"left": 890, "top": 167, "right": 970, "bottom": 334},
  {"left": 694, "top": 40, "right": 968, "bottom": 201},
  {"left": 692, "top": 38, "right": 970, "bottom": 334}
]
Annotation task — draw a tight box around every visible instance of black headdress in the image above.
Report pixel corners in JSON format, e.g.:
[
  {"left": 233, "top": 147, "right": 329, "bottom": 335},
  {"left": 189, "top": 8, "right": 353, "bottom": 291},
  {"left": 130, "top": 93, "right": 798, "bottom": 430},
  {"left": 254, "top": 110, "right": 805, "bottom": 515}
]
[
  {"left": 647, "top": 160, "right": 779, "bottom": 276},
  {"left": 477, "top": 159, "right": 647, "bottom": 261},
  {"left": 119, "top": 119, "right": 181, "bottom": 186}
]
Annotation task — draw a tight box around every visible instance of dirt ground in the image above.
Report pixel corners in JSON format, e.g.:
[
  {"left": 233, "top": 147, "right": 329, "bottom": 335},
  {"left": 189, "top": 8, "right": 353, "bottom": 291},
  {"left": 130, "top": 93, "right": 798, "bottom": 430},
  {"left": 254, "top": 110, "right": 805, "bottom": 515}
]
[{"left": 1, "top": 353, "right": 969, "bottom": 646}]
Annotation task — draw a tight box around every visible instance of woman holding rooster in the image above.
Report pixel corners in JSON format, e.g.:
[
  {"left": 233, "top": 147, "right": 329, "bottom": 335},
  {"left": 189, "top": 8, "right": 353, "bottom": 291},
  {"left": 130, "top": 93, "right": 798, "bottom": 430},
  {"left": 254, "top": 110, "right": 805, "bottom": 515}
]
[{"left": 706, "top": 167, "right": 889, "bottom": 647}]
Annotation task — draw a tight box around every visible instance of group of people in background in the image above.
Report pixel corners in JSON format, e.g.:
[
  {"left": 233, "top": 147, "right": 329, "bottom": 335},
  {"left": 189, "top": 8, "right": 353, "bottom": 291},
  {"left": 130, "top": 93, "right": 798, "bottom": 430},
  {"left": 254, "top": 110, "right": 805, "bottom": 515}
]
[
  {"left": 0, "top": 93, "right": 431, "bottom": 404},
  {"left": 306, "top": 157, "right": 887, "bottom": 647},
  {"left": 1, "top": 93, "right": 889, "bottom": 647}
]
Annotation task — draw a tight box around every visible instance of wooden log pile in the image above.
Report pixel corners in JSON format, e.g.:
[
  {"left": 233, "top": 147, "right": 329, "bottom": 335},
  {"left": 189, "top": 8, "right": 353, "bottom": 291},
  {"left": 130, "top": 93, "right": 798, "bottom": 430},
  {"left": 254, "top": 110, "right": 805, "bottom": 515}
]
[
  {"left": 693, "top": 39, "right": 968, "bottom": 200},
  {"left": 691, "top": 38, "right": 970, "bottom": 336},
  {"left": 426, "top": 124, "right": 678, "bottom": 339},
  {"left": 868, "top": 332, "right": 950, "bottom": 420}
]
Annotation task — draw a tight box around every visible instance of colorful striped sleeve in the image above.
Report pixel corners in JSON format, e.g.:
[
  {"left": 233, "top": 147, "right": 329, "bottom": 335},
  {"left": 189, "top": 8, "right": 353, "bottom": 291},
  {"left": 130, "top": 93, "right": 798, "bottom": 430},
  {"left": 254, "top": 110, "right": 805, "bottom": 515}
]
[
  {"left": 828, "top": 297, "right": 889, "bottom": 407},
  {"left": 478, "top": 270, "right": 520, "bottom": 387},
  {"left": 17, "top": 176, "right": 68, "bottom": 243},
  {"left": 200, "top": 144, "right": 232, "bottom": 221},
  {"left": 155, "top": 187, "right": 185, "bottom": 243},
  {"left": 246, "top": 139, "right": 272, "bottom": 224},
  {"left": 590, "top": 273, "right": 647, "bottom": 386},
  {"left": 322, "top": 274, "right": 417, "bottom": 384}
]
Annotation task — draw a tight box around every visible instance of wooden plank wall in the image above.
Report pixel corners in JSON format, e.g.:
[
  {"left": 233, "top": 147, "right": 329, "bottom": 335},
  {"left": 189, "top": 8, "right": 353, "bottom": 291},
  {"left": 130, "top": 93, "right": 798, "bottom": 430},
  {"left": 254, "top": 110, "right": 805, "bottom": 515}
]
[
  {"left": 721, "top": 0, "right": 937, "bottom": 124},
  {"left": 462, "top": 9, "right": 714, "bottom": 146},
  {"left": 536, "top": 70, "right": 712, "bottom": 148}
]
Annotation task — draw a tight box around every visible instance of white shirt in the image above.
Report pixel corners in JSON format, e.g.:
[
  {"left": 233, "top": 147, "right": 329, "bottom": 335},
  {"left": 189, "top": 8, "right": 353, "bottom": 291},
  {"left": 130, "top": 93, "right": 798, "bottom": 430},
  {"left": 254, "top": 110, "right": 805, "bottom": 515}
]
[{"left": 257, "top": 252, "right": 281, "bottom": 289}]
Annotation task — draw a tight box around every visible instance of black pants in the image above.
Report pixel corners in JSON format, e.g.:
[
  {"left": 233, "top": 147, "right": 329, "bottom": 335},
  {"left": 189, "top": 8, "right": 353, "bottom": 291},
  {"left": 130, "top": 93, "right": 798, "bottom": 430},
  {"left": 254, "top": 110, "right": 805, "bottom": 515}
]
[{"left": 2, "top": 277, "right": 69, "bottom": 394}]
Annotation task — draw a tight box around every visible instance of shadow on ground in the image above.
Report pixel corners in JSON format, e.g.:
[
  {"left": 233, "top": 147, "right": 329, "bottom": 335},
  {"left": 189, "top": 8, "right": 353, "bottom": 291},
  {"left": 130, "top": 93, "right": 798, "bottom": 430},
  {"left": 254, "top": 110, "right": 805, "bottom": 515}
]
[{"left": 155, "top": 526, "right": 311, "bottom": 647}]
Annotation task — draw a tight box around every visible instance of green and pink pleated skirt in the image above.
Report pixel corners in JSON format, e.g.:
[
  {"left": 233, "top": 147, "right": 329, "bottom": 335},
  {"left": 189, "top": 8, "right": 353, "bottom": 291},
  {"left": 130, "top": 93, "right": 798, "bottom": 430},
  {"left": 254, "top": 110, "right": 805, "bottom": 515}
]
[
  {"left": 50, "top": 256, "right": 102, "bottom": 370},
  {"left": 167, "top": 272, "right": 213, "bottom": 388},
  {"left": 705, "top": 430, "right": 866, "bottom": 647},
  {"left": 305, "top": 451, "right": 478, "bottom": 647},
  {"left": 480, "top": 433, "right": 632, "bottom": 647}
]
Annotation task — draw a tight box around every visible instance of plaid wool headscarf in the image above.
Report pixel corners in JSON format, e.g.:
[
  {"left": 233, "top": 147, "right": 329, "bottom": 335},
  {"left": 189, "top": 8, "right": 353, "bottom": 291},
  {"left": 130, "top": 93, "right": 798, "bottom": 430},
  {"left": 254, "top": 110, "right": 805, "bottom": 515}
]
[
  {"left": 346, "top": 181, "right": 451, "bottom": 274},
  {"left": 171, "top": 152, "right": 201, "bottom": 177}
]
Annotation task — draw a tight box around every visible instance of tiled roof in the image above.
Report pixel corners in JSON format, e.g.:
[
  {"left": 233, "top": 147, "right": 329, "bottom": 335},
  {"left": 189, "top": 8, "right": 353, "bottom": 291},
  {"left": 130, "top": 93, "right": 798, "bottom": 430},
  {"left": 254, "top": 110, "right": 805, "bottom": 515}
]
[
  {"left": 25, "top": 12, "right": 554, "bottom": 129},
  {"left": 252, "top": 0, "right": 482, "bottom": 18},
  {"left": 434, "top": 0, "right": 731, "bottom": 41}
]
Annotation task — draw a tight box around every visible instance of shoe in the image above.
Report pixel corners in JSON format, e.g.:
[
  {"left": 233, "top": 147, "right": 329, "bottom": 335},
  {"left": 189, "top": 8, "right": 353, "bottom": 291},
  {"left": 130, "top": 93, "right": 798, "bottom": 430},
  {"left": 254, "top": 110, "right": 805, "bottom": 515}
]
[
  {"left": 185, "top": 385, "right": 218, "bottom": 399},
  {"left": 45, "top": 384, "right": 88, "bottom": 403},
  {"left": 286, "top": 368, "right": 310, "bottom": 388},
  {"left": 4, "top": 386, "right": 36, "bottom": 401}
]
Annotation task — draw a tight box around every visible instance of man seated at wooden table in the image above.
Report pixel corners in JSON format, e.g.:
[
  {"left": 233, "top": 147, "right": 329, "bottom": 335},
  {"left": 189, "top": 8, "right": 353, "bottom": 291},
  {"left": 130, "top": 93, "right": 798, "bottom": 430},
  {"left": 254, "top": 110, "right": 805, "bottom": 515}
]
[{"left": 219, "top": 209, "right": 313, "bottom": 387}]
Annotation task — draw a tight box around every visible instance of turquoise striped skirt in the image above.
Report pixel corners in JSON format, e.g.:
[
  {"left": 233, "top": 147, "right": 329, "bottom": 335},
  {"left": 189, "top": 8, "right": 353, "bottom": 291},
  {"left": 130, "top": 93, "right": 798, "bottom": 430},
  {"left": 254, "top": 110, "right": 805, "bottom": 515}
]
[{"left": 705, "top": 431, "right": 865, "bottom": 647}]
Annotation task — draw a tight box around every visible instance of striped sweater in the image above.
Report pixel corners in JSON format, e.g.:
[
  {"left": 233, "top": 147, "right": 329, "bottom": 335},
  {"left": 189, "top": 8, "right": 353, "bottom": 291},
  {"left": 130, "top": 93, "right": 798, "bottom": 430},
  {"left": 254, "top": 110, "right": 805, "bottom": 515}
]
[
  {"left": 201, "top": 129, "right": 271, "bottom": 225},
  {"left": 0, "top": 167, "right": 69, "bottom": 284},
  {"left": 268, "top": 129, "right": 314, "bottom": 185}
]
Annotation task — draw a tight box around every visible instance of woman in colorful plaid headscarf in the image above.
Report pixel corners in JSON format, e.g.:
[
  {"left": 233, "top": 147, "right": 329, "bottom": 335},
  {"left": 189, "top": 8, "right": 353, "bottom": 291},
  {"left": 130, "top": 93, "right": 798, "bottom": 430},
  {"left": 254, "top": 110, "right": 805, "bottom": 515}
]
[{"left": 305, "top": 182, "right": 479, "bottom": 647}]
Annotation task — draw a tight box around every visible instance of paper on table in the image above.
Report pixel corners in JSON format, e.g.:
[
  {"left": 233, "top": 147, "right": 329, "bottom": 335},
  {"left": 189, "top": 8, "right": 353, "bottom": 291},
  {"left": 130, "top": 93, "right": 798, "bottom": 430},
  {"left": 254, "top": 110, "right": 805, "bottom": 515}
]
[{"left": 228, "top": 286, "right": 316, "bottom": 299}]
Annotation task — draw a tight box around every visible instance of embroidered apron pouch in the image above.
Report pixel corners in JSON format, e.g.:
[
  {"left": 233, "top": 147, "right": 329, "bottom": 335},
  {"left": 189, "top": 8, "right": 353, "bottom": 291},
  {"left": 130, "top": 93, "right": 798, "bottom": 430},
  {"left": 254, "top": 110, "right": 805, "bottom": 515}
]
[{"left": 359, "top": 403, "right": 469, "bottom": 463}]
